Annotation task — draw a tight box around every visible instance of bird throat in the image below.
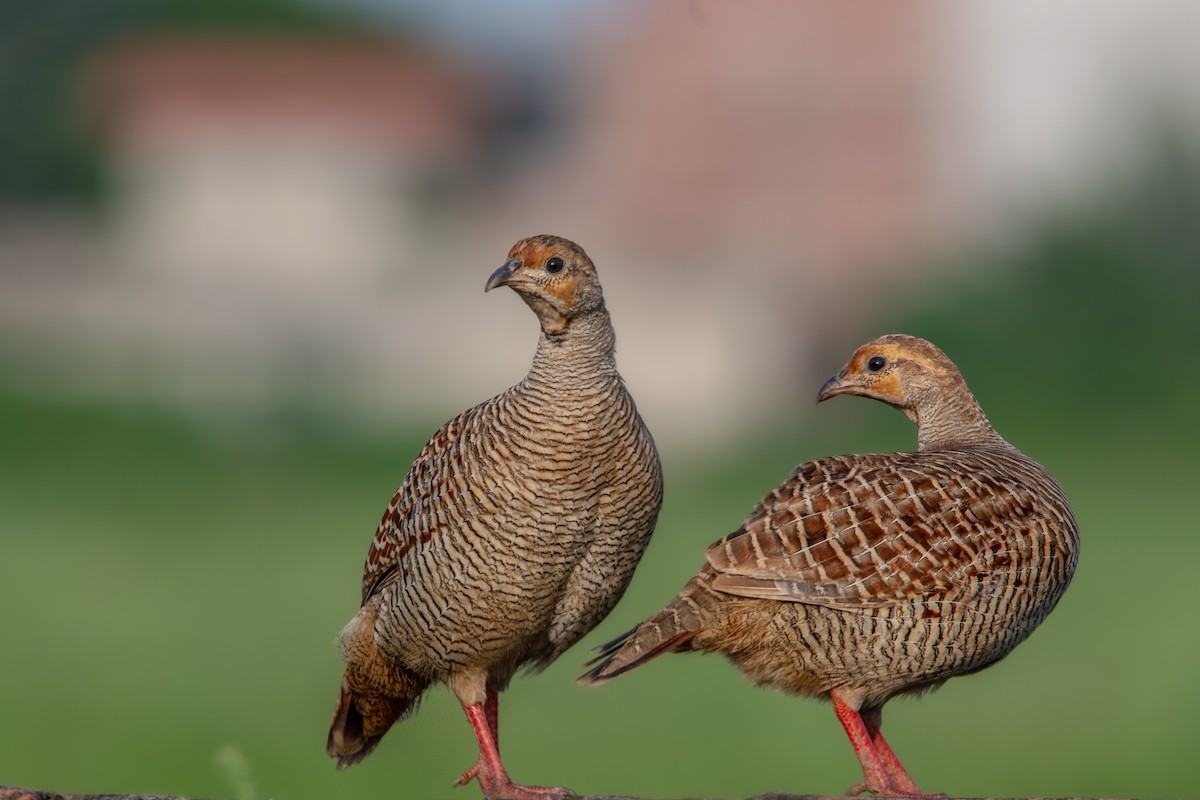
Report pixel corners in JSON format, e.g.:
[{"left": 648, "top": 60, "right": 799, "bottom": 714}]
[
  {"left": 528, "top": 310, "right": 618, "bottom": 382},
  {"left": 519, "top": 293, "right": 571, "bottom": 336}
]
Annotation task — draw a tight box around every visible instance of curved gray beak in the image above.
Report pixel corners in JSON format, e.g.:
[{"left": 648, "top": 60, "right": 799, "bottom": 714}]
[
  {"left": 485, "top": 258, "right": 521, "bottom": 292},
  {"left": 817, "top": 370, "right": 849, "bottom": 403}
]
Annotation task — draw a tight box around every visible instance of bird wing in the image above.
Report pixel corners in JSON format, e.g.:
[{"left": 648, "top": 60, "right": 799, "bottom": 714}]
[
  {"left": 359, "top": 412, "right": 468, "bottom": 603},
  {"left": 706, "top": 450, "right": 1042, "bottom": 610}
]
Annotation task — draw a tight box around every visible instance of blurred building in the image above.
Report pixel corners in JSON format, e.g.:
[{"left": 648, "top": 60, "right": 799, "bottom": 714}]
[
  {"left": 1, "top": 1, "right": 1199, "bottom": 445},
  {"left": 88, "top": 35, "right": 488, "bottom": 286}
]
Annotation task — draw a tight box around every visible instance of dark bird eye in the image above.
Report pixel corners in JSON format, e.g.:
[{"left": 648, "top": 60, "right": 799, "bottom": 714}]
[
  {"left": 867, "top": 356, "right": 887, "bottom": 372},
  {"left": 545, "top": 257, "right": 565, "bottom": 274}
]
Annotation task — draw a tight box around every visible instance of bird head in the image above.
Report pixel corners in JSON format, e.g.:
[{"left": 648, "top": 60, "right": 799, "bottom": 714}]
[
  {"left": 817, "top": 334, "right": 963, "bottom": 423},
  {"left": 485, "top": 235, "right": 604, "bottom": 336}
]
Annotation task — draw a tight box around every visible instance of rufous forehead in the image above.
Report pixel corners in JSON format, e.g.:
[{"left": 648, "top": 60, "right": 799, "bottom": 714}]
[
  {"left": 515, "top": 243, "right": 555, "bottom": 264},
  {"left": 506, "top": 240, "right": 529, "bottom": 260},
  {"left": 851, "top": 342, "right": 945, "bottom": 373},
  {"left": 508, "top": 238, "right": 592, "bottom": 268},
  {"left": 849, "top": 344, "right": 906, "bottom": 370}
]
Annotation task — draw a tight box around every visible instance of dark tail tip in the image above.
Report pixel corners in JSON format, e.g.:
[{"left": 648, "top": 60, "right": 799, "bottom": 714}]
[
  {"left": 327, "top": 684, "right": 368, "bottom": 765},
  {"left": 327, "top": 681, "right": 402, "bottom": 768},
  {"left": 578, "top": 626, "right": 636, "bottom": 685},
  {"left": 578, "top": 623, "right": 695, "bottom": 686}
]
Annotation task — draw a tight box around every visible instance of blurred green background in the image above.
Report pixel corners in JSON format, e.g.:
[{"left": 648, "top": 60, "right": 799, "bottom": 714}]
[{"left": 3, "top": 2, "right": 1200, "bottom": 800}]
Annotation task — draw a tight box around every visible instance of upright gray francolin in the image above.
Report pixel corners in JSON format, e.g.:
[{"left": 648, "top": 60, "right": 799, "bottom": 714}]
[
  {"left": 581, "top": 334, "right": 1078, "bottom": 797},
  {"left": 328, "top": 235, "right": 663, "bottom": 800}
]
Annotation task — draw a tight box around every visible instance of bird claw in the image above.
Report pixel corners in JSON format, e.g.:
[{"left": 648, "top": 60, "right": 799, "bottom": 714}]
[
  {"left": 453, "top": 775, "right": 574, "bottom": 799},
  {"left": 844, "top": 784, "right": 947, "bottom": 799},
  {"left": 453, "top": 764, "right": 479, "bottom": 788},
  {"left": 484, "top": 785, "right": 576, "bottom": 800},
  {"left": 453, "top": 761, "right": 574, "bottom": 800}
]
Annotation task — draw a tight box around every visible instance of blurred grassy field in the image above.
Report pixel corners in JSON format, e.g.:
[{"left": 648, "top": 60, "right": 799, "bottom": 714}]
[
  {"left": 1, "top": 367, "right": 1196, "bottom": 800},
  {"left": 3, "top": 153, "right": 1200, "bottom": 799}
]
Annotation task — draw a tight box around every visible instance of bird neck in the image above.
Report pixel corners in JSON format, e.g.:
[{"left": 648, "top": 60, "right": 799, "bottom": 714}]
[
  {"left": 525, "top": 308, "right": 619, "bottom": 388},
  {"left": 913, "top": 385, "right": 1011, "bottom": 452}
]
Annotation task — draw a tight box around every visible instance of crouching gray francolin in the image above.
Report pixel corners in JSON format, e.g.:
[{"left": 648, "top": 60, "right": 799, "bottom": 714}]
[{"left": 581, "top": 334, "right": 1078, "bottom": 797}]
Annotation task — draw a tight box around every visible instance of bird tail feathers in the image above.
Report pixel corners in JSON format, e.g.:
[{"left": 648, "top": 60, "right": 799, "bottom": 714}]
[
  {"left": 326, "top": 605, "right": 426, "bottom": 768},
  {"left": 326, "top": 675, "right": 421, "bottom": 769},
  {"left": 578, "top": 573, "right": 713, "bottom": 684}
]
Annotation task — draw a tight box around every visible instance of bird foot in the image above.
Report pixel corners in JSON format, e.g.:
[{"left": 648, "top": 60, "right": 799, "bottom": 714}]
[
  {"left": 455, "top": 775, "right": 575, "bottom": 800},
  {"left": 845, "top": 783, "right": 946, "bottom": 799},
  {"left": 453, "top": 761, "right": 575, "bottom": 800},
  {"left": 484, "top": 784, "right": 576, "bottom": 800}
]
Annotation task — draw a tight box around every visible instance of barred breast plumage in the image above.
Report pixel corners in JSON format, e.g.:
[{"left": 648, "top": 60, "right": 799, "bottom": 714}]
[
  {"left": 328, "top": 235, "right": 663, "bottom": 800},
  {"left": 581, "top": 334, "right": 1078, "bottom": 798}
]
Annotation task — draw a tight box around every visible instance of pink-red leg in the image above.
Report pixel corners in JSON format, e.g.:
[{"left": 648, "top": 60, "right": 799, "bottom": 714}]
[
  {"left": 860, "top": 707, "right": 923, "bottom": 795},
  {"left": 832, "top": 690, "right": 896, "bottom": 796},
  {"left": 832, "top": 692, "right": 944, "bottom": 798},
  {"left": 455, "top": 689, "right": 500, "bottom": 787},
  {"left": 452, "top": 691, "right": 575, "bottom": 800}
]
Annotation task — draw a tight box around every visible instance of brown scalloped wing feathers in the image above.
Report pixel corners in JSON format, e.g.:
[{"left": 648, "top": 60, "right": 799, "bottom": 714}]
[{"left": 706, "top": 450, "right": 1058, "bottom": 610}]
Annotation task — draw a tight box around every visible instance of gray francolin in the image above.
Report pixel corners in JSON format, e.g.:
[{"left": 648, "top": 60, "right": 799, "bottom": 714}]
[
  {"left": 328, "top": 235, "right": 663, "bottom": 800},
  {"left": 581, "top": 334, "right": 1078, "bottom": 797}
]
